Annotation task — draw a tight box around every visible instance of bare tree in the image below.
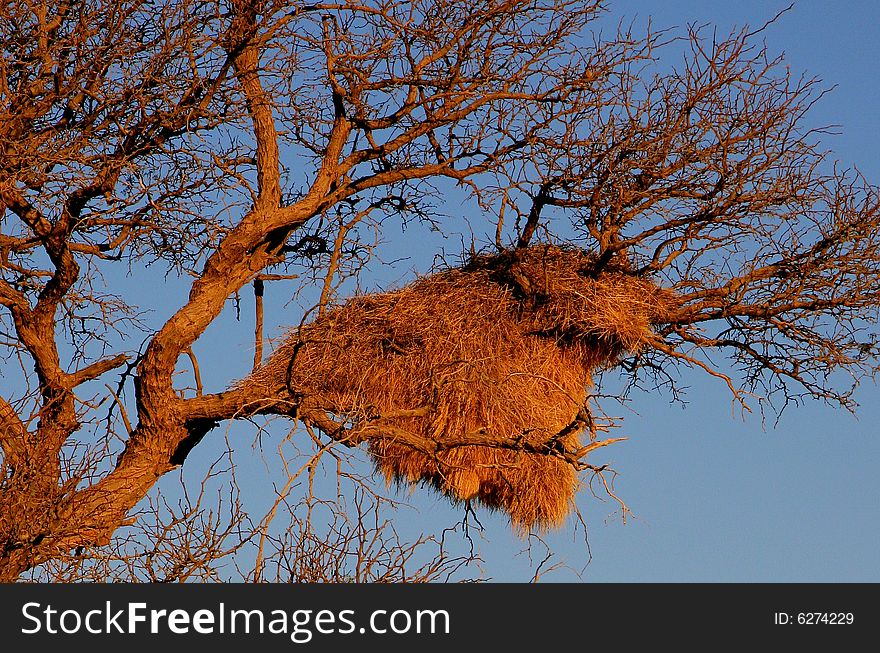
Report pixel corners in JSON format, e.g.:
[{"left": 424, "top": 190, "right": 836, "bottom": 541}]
[{"left": 1, "top": 0, "right": 878, "bottom": 581}]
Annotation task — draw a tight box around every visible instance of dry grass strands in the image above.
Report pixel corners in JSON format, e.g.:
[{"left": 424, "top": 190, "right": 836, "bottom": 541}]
[{"left": 241, "top": 245, "right": 676, "bottom": 531}]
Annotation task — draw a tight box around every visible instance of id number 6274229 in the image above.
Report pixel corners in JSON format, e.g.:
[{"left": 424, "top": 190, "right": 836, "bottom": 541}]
[{"left": 774, "top": 612, "right": 854, "bottom": 625}]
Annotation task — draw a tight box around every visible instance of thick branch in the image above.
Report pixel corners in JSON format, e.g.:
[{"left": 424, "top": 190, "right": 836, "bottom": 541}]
[{"left": 0, "top": 395, "right": 28, "bottom": 469}]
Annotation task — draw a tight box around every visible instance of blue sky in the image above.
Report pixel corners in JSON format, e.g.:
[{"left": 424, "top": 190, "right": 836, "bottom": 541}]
[
  {"left": 109, "top": 1, "right": 880, "bottom": 582},
  {"left": 561, "top": 0, "right": 880, "bottom": 583}
]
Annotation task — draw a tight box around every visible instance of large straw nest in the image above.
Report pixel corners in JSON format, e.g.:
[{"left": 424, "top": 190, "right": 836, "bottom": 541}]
[{"left": 241, "top": 244, "right": 675, "bottom": 531}]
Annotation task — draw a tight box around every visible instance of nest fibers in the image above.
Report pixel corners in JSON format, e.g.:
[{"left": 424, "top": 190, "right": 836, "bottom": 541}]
[{"left": 240, "top": 244, "right": 676, "bottom": 531}]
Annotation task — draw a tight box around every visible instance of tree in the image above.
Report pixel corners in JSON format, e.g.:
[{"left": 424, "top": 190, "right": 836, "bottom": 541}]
[{"left": 1, "top": 0, "right": 878, "bottom": 581}]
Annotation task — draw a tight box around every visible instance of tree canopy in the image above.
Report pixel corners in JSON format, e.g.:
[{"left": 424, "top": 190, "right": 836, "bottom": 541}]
[{"left": 1, "top": 0, "right": 878, "bottom": 581}]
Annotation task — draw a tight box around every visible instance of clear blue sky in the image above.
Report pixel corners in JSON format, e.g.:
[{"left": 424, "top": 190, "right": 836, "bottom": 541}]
[
  {"left": 563, "top": 0, "right": 880, "bottom": 583},
  {"left": 137, "top": 1, "right": 880, "bottom": 582}
]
